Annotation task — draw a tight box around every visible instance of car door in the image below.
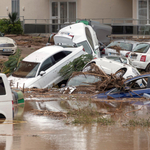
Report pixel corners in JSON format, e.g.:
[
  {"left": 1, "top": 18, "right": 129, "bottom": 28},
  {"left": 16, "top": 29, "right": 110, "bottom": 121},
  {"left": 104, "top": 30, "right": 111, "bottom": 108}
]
[
  {"left": 37, "top": 51, "right": 71, "bottom": 88},
  {"left": 36, "top": 56, "right": 55, "bottom": 88}
]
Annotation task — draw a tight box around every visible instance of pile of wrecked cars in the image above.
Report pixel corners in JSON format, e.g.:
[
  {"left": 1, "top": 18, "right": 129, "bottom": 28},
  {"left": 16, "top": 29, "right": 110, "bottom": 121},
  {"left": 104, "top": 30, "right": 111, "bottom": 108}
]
[{"left": 8, "top": 20, "right": 150, "bottom": 101}]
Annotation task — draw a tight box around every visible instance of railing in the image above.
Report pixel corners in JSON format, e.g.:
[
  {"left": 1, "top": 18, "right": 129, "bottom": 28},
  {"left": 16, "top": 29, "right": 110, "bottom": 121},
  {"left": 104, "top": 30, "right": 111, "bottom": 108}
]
[{"left": 1, "top": 16, "right": 150, "bottom": 36}]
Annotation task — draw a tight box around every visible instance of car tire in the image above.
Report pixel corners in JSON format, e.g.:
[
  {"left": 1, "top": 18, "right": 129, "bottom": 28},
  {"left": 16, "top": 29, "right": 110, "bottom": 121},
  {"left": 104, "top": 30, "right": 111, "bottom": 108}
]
[
  {"left": 115, "top": 69, "right": 126, "bottom": 78},
  {"left": 146, "top": 64, "right": 150, "bottom": 72}
]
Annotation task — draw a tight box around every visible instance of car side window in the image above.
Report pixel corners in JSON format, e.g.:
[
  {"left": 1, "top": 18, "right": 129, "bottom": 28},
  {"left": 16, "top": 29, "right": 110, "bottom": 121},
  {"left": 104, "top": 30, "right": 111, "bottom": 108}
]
[
  {"left": 39, "top": 57, "right": 54, "bottom": 74},
  {"left": 53, "top": 51, "right": 71, "bottom": 63},
  {"left": 126, "top": 77, "right": 147, "bottom": 90},
  {"left": 0, "top": 77, "right": 6, "bottom": 95},
  {"left": 121, "top": 58, "right": 127, "bottom": 64}
]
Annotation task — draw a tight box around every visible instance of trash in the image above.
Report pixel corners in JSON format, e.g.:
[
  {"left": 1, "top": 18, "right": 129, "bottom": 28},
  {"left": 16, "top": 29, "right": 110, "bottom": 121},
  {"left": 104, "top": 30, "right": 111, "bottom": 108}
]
[{"left": 143, "top": 93, "right": 150, "bottom": 99}]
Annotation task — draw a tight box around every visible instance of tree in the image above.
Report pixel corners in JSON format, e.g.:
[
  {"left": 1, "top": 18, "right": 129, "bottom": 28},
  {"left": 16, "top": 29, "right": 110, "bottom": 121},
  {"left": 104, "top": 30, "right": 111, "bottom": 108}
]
[{"left": 8, "top": 12, "right": 18, "bottom": 26}]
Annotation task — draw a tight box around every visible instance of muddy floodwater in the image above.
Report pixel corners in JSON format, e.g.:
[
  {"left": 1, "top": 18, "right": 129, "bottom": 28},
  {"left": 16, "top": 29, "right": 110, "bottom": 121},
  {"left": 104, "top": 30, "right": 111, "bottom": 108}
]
[{"left": 1, "top": 96, "right": 150, "bottom": 150}]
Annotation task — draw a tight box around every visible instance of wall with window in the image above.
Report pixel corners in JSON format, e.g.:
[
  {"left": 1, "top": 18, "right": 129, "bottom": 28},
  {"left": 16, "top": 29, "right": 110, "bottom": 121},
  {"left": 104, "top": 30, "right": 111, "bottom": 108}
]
[
  {"left": 78, "top": 0, "right": 132, "bottom": 19},
  {"left": 138, "top": 0, "right": 150, "bottom": 24},
  {"left": 0, "top": 1, "right": 11, "bottom": 17},
  {"left": 20, "top": 0, "right": 50, "bottom": 20}
]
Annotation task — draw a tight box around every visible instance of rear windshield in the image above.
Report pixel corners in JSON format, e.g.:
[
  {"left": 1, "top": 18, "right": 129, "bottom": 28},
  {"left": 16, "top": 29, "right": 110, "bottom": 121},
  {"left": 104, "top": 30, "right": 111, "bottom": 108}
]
[
  {"left": 133, "top": 43, "right": 150, "bottom": 53},
  {"left": 107, "top": 41, "right": 133, "bottom": 51},
  {"left": 12, "top": 61, "right": 40, "bottom": 78},
  {"left": 67, "top": 74, "right": 101, "bottom": 86}
]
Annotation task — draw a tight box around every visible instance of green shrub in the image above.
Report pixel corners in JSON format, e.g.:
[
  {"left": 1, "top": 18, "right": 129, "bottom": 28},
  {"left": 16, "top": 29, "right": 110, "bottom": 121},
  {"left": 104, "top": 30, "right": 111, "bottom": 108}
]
[
  {"left": 2, "top": 49, "right": 22, "bottom": 74},
  {"left": 0, "top": 12, "right": 23, "bottom": 34}
]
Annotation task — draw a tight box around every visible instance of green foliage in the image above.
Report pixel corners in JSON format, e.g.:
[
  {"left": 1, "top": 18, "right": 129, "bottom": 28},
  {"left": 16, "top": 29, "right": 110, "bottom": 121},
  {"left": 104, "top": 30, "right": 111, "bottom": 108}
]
[
  {"left": 2, "top": 49, "right": 22, "bottom": 74},
  {"left": 59, "top": 54, "right": 93, "bottom": 80},
  {"left": 127, "top": 117, "right": 150, "bottom": 127},
  {"left": 8, "top": 12, "right": 18, "bottom": 25},
  {"left": 0, "top": 12, "right": 23, "bottom": 34}
]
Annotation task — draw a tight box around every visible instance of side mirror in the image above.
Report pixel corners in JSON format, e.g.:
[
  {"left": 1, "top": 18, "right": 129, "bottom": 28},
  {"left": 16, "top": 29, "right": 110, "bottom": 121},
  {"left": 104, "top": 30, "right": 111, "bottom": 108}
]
[{"left": 40, "top": 71, "right": 46, "bottom": 76}]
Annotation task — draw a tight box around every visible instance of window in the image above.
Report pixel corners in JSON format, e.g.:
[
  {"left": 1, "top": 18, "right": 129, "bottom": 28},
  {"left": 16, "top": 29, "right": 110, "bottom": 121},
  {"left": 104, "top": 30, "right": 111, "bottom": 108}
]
[
  {"left": 51, "top": 1, "right": 76, "bottom": 32},
  {"left": 12, "top": 0, "right": 20, "bottom": 17},
  {"left": 106, "top": 56, "right": 122, "bottom": 63},
  {"left": 0, "top": 77, "right": 6, "bottom": 95},
  {"left": 133, "top": 43, "right": 150, "bottom": 53},
  {"left": 39, "top": 57, "right": 54, "bottom": 73},
  {"left": 67, "top": 74, "right": 101, "bottom": 86},
  {"left": 53, "top": 51, "right": 71, "bottom": 63},
  {"left": 126, "top": 77, "right": 148, "bottom": 89},
  {"left": 107, "top": 41, "right": 133, "bottom": 51}
]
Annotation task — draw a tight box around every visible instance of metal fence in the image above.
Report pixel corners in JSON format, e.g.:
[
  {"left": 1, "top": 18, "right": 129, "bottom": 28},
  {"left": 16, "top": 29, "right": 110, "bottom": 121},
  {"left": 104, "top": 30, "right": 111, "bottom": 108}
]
[{"left": 1, "top": 16, "right": 150, "bottom": 36}]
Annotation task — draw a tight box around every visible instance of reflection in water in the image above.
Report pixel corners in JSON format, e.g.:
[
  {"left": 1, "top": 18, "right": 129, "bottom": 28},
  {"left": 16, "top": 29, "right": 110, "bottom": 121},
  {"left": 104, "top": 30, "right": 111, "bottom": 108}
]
[{"left": 0, "top": 100, "right": 149, "bottom": 150}]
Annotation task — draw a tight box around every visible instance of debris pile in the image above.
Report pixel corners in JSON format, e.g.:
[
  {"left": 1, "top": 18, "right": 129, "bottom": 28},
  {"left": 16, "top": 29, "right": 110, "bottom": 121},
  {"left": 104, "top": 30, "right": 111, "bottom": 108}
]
[
  {"left": 63, "top": 63, "right": 125, "bottom": 94},
  {"left": 108, "top": 45, "right": 124, "bottom": 54},
  {"left": 32, "top": 109, "right": 67, "bottom": 118}
]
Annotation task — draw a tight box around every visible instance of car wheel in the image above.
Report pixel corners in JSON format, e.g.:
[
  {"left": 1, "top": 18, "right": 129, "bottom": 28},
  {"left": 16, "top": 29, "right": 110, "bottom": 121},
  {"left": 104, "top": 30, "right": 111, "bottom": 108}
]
[
  {"left": 146, "top": 64, "right": 150, "bottom": 72},
  {"left": 115, "top": 69, "right": 126, "bottom": 78}
]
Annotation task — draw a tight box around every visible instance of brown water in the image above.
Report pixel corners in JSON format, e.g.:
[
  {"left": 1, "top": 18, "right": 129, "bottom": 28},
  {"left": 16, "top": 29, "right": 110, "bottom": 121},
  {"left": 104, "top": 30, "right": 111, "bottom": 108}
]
[{"left": 1, "top": 99, "right": 150, "bottom": 150}]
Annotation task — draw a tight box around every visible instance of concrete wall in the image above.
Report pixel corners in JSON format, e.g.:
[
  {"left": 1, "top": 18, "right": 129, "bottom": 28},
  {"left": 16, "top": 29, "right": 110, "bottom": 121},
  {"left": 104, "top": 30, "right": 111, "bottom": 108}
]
[
  {"left": 0, "top": 1, "right": 11, "bottom": 18},
  {"left": 20, "top": 0, "right": 50, "bottom": 20},
  {"left": 0, "top": 0, "right": 133, "bottom": 21},
  {"left": 78, "top": 0, "right": 132, "bottom": 19}
]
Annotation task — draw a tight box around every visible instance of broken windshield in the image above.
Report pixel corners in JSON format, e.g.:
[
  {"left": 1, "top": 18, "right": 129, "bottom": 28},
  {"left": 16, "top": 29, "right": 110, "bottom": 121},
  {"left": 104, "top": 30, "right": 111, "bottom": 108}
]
[
  {"left": 107, "top": 41, "right": 133, "bottom": 51},
  {"left": 12, "top": 61, "right": 40, "bottom": 78}
]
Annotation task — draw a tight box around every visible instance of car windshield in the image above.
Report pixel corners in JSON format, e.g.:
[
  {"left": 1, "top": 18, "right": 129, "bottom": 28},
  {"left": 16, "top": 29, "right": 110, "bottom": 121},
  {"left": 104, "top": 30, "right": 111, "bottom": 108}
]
[
  {"left": 67, "top": 74, "right": 101, "bottom": 86},
  {"left": 12, "top": 61, "right": 40, "bottom": 78},
  {"left": 107, "top": 41, "right": 133, "bottom": 51},
  {"left": 133, "top": 43, "right": 149, "bottom": 53}
]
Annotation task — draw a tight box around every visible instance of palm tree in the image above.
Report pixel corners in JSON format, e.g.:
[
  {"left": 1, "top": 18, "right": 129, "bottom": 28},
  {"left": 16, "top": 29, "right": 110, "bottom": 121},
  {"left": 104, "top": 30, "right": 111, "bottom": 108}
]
[{"left": 8, "top": 12, "right": 18, "bottom": 26}]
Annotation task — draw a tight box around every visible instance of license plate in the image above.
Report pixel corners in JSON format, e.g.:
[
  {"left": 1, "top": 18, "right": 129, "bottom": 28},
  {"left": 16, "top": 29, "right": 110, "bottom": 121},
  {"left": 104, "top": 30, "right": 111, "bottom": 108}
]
[
  {"left": 130, "top": 55, "right": 137, "bottom": 59},
  {"left": 3, "top": 49, "right": 12, "bottom": 52}
]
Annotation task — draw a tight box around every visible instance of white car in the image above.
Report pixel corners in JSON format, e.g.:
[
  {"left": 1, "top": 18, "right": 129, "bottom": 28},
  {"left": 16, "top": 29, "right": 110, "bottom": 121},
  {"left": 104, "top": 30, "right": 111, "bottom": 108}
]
[
  {"left": 53, "top": 22, "right": 100, "bottom": 58},
  {"left": 8, "top": 45, "right": 87, "bottom": 89},
  {"left": 0, "top": 37, "right": 17, "bottom": 55},
  {"left": 82, "top": 56, "right": 140, "bottom": 79},
  {"left": 128, "top": 42, "right": 150, "bottom": 72},
  {"left": 102, "top": 40, "right": 139, "bottom": 57}
]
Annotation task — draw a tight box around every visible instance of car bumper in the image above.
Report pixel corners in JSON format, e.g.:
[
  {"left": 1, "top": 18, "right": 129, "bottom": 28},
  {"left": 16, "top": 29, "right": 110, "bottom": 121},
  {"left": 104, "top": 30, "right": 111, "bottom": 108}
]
[
  {"left": 130, "top": 60, "right": 147, "bottom": 69},
  {"left": 0, "top": 47, "right": 17, "bottom": 54}
]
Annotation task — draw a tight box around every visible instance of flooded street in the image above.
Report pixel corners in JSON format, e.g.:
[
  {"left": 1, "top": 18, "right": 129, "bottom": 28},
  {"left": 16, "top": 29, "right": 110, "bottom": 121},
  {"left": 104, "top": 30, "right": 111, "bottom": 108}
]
[{"left": 0, "top": 95, "right": 150, "bottom": 150}]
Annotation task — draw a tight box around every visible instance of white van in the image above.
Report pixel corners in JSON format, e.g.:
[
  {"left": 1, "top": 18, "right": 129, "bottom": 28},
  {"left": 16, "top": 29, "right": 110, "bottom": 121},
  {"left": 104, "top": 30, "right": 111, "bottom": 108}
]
[
  {"left": 54, "top": 23, "right": 100, "bottom": 58},
  {"left": 8, "top": 45, "right": 87, "bottom": 89}
]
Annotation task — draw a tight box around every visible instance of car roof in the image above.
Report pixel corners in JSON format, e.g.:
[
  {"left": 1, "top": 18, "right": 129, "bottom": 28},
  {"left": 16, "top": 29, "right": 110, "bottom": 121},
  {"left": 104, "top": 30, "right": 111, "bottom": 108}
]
[
  {"left": 125, "top": 73, "right": 150, "bottom": 84},
  {"left": 23, "top": 45, "right": 72, "bottom": 63}
]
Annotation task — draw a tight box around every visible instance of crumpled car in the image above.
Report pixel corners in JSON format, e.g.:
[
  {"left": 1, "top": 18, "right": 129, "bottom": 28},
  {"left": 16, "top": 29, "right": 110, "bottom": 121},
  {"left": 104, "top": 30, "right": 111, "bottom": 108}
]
[
  {"left": 94, "top": 73, "right": 150, "bottom": 99},
  {"left": 102, "top": 40, "right": 139, "bottom": 57},
  {"left": 82, "top": 56, "right": 140, "bottom": 79}
]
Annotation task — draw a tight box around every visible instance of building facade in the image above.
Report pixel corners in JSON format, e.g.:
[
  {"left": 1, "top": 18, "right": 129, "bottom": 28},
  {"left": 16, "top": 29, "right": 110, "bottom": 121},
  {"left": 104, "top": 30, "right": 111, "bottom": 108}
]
[{"left": 0, "top": 0, "right": 149, "bottom": 33}]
